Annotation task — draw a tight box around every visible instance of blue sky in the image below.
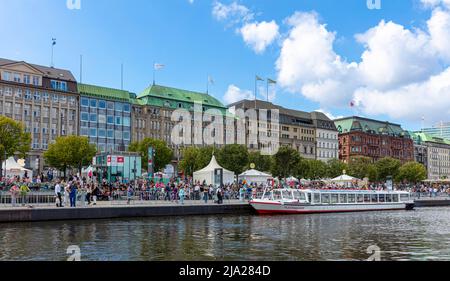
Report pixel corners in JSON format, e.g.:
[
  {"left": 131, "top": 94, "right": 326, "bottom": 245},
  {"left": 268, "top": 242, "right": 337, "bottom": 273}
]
[{"left": 1, "top": 0, "right": 448, "bottom": 131}]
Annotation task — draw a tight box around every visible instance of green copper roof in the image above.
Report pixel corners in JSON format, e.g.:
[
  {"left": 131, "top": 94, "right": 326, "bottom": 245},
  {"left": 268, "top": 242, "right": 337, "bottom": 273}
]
[
  {"left": 410, "top": 131, "right": 450, "bottom": 145},
  {"left": 78, "top": 84, "right": 132, "bottom": 102},
  {"left": 334, "top": 116, "right": 410, "bottom": 138},
  {"left": 137, "top": 84, "right": 226, "bottom": 109}
]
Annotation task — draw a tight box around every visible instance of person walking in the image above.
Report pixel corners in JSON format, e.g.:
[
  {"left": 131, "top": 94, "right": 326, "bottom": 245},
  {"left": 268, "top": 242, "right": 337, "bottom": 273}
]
[
  {"left": 217, "top": 186, "right": 223, "bottom": 205},
  {"left": 69, "top": 182, "right": 78, "bottom": 207},
  {"left": 64, "top": 182, "right": 70, "bottom": 207},
  {"left": 203, "top": 185, "right": 209, "bottom": 204},
  {"left": 10, "top": 184, "right": 19, "bottom": 207},
  {"left": 92, "top": 185, "right": 99, "bottom": 205},
  {"left": 127, "top": 184, "right": 134, "bottom": 205},
  {"left": 55, "top": 181, "right": 62, "bottom": 207},
  {"left": 239, "top": 185, "right": 246, "bottom": 202},
  {"left": 85, "top": 184, "right": 92, "bottom": 205},
  {"left": 19, "top": 182, "right": 30, "bottom": 206},
  {"left": 179, "top": 186, "right": 185, "bottom": 205}
]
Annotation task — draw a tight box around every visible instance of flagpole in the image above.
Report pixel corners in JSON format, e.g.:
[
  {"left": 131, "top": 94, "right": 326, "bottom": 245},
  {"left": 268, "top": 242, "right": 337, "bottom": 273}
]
[{"left": 254, "top": 75, "right": 257, "bottom": 110}]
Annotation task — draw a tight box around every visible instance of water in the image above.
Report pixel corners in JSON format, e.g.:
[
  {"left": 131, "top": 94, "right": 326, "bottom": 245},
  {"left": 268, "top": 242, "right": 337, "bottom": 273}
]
[{"left": 1, "top": 207, "right": 450, "bottom": 261}]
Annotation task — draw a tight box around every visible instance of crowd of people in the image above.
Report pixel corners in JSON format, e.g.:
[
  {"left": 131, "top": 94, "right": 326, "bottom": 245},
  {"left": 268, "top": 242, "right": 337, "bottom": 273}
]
[{"left": 1, "top": 173, "right": 450, "bottom": 208}]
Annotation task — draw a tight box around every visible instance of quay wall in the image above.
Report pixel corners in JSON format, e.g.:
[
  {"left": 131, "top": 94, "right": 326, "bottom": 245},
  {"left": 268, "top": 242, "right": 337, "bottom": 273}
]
[{"left": 0, "top": 204, "right": 255, "bottom": 223}]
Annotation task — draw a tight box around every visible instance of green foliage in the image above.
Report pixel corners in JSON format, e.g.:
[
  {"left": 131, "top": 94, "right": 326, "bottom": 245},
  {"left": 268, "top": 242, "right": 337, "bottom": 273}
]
[
  {"left": 396, "top": 162, "right": 427, "bottom": 183},
  {"left": 128, "top": 138, "right": 173, "bottom": 172},
  {"left": 196, "top": 146, "right": 215, "bottom": 170},
  {"left": 366, "top": 164, "right": 379, "bottom": 182},
  {"left": 348, "top": 156, "right": 372, "bottom": 179},
  {"left": 271, "top": 146, "right": 301, "bottom": 179},
  {"left": 375, "top": 157, "right": 402, "bottom": 181},
  {"left": 0, "top": 116, "right": 31, "bottom": 162},
  {"left": 302, "top": 159, "right": 328, "bottom": 180},
  {"left": 326, "top": 158, "right": 349, "bottom": 178},
  {"left": 44, "top": 136, "right": 96, "bottom": 176},
  {"left": 217, "top": 144, "right": 249, "bottom": 175},
  {"left": 178, "top": 146, "right": 200, "bottom": 176},
  {"left": 247, "top": 151, "right": 273, "bottom": 172}
]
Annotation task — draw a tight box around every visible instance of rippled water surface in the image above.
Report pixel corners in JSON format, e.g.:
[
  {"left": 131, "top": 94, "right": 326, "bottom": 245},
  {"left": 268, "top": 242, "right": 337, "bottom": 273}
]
[{"left": 1, "top": 207, "right": 450, "bottom": 261}]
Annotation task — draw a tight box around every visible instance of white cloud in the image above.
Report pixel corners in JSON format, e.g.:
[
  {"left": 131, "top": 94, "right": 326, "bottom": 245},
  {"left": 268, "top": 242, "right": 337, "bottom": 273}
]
[
  {"left": 223, "top": 84, "right": 254, "bottom": 104},
  {"left": 314, "top": 109, "right": 343, "bottom": 120},
  {"left": 274, "top": 8, "right": 450, "bottom": 124},
  {"left": 188, "top": 0, "right": 194, "bottom": 4},
  {"left": 239, "top": 20, "right": 279, "bottom": 53},
  {"left": 212, "top": 1, "right": 253, "bottom": 25},
  {"left": 421, "top": 0, "right": 450, "bottom": 9}
]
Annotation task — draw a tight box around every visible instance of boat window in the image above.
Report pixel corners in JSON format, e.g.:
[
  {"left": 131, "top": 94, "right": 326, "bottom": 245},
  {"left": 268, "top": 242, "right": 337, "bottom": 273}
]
[
  {"left": 371, "top": 194, "right": 378, "bottom": 203},
  {"left": 282, "top": 190, "right": 293, "bottom": 200},
  {"left": 393, "top": 194, "right": 399, "bottom": 202},
  {"left": 307, "top": 193, "right": 312, "bottom": 203},
  {"left": 348, "top": 194, "right": 356, "bottom": 203},
  {"left": 273, "top": 191, "right": 282, "bottom": 200},
  {"left": 293, "top": 190, "right": 306, "bottom": 201},
  {"left": 339, "top": 194, "right": 348, "bottom": 204},
  {"left": 364, "top": 194, "right": 371, "bottom": 203},
  {"left": 379, "top": 194, "right": 385, "bottom": 203},
  {"left": 400, "top": 194, "right": 410, "bottom": 202},
  {"left": 357, "top": 194, "right": 364, "bottom": 203},
  {"left": 313, "top": 193, "right": 321, "bottom": 203},
  {"left": 331, "top": 194, "right": 339, "bottom": 204},
  {"left": 321, "top": 194, "right": 330, "bottom": 204},
  {"left": 386, "top": 194, "right": 392, "bottom": 203},
  {"left": 262, "top": 191, "right": 273, "bottom": 200}
]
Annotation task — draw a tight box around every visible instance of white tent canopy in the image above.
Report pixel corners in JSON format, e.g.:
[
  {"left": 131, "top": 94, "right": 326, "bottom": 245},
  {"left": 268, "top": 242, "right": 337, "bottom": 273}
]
[
  {"left": 193, "top": 155, "right": 235, "bottom": 186},
  {"left": 1, "top": 157, "right": 33, "bottom": 178},
  {"left": 238, "top": 169, "right": 272, "bottom": 185},
  {"left": 331, "top": 174, "right": 359, "bottom": 182}
]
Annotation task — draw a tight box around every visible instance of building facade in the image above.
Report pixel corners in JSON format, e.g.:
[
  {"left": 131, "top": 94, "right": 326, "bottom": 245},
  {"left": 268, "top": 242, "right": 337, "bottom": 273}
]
[
  {"left": 422, "top": 122, "right": 450, "bottom": 141},
  {"left": 78, "top": 84, "right": 133, "bottom": 153},
  {"left": 334, "top": 116, "right": 414, "bottom": 164},
  {"left": 228, "top": 100, "right": 338, "bottom": 160},
  {"left": 411, "top": 132, "right": 450, "bottom": 180},
  {"left": 311, "top": 112, "right": 339, "bottom": 162},
  {"left": 0, "top": 58, "right": 79, "bottom": 172}
]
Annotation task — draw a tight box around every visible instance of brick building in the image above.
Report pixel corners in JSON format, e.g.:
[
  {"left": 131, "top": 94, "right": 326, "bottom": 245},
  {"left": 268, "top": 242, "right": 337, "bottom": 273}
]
[{"left": 334, "top": 116, "right": 414, "bottom": 163}]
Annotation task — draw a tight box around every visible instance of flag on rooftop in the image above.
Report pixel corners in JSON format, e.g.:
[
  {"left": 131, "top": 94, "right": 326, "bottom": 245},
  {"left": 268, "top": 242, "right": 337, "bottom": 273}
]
[
  {"left": 154, "top": 63, "right": 165, "bottom": 70},
  {"left": 267, "top": 78, "right": 277, "bottom": 84},
  {"left": 256, "top": 75, "right": 264, "bottom": 81}
]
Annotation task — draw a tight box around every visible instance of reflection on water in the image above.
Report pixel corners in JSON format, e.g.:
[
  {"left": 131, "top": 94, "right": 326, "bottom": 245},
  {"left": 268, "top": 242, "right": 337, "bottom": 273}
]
[{"left": 1, "top": 208, "right": 450, "bottom": 261}]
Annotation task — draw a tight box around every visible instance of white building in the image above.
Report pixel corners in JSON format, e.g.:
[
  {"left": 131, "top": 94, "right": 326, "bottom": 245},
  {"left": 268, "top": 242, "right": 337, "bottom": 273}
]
[{"left": 311, "top": 112, "right": 339, "bottom": 162}]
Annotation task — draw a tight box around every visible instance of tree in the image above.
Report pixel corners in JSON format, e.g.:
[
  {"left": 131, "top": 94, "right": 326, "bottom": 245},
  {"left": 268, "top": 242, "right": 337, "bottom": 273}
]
[
  {"left": 178, "top": 146, "right": 200, "bottom": 177},
  {"left": 326, "top": 159, "right": 348, "bottom": 178},
  {"left": 271, "top": 146, "right": 301, "bottom": 179},
  {"left": 247, "top": 151, "right": 272, "bottom": 172},
  {"left": 196, "top": 146, "right": 215, "bottom": 170},
  {"left": 0, "top": 116, "right": 31, "bottom": 178},
  {"left": 348, "top": 156, "right": 372, "bottom": 179},
  {"left": 375, "top": 157, "right": 401, "bottom": 181},
  {"left": 217, "top": 144, "right": 249, "bottom": 176},
  {"left": 44, "top": 136, "right": 96, "bottom": 179},
  {"left": 396, "top": 162, "right": 427, "bottom": 183},
  {"left": 366, "top": 164, "right": 379, "bottom": 183},
  {"left": 303, "top": 159, "right": 328, "bottom": 180},
  {"left": 128, "top": 138, "right": 173, "bottom": 172}
]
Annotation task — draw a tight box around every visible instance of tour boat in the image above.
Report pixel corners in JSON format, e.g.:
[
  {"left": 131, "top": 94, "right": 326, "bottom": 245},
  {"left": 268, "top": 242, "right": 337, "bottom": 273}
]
[{"left": 250, "top": 188, "right": 415, "bottom": 215}]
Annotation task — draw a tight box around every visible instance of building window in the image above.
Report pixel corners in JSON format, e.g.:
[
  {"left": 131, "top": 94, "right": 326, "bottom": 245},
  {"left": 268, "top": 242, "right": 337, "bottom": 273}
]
[
  {"left": 52, "top": 94, "right": 59, "bottom": 103},
  {"left": 80, "top": 127, "right": 88, "bottom": 136},
  {"left": 90, "top": 113, "right": 97, "bottom": 122},
  {"left": 107, "top": 101, "right": 114, "bottom": 110},
  {"left": 98, "top": 114, "right": 106, "bottom": 124},
  {"left": 123, "top": 131, "right": 130, "bottom": 140},
  {"left": 33, "top": 76, "right": 40, "bottom": 86},
  {"left": 51, "top": 80, "right": 68, "bottom": 91},
  {"left": 123, "top": 103, "right": 130, "bottom": 112},
  {"left": 115, "top": 102, "right": 123, "bottom": 112},
  {"left": 24, "top": 75, "right": 31, "bottom": 84},
  {"left": 13, "top": 73, "right": 21, "bottom": 83},
  {"left": 2, "top": 71, "right": 11, "bottom": 81},
  {"left": 5, "top": 87, "right": 12, "bottom": 96},
  {"left": 107, "top": 129, "right": 114, "bottom": 139},
  {"left": 98, "top": 129, "right": 106, "bottom": 138},
  {"left": 42, "top": 92, "right": 49, "bottom": 102},
  {"left": 98, "top": 100, "right": 106, "bottom": 109},
  {"left": 115, "top": 116, "right": 122, "bottom": 125},
  {"left": 89, "top": 98, "right": 97, "bottom": 108},
  {"left": 81, "top": 97, "right": 89, "bottom": 107},
  {"left": 81, "top": 112, "right": 89, "bottom": 122},
  {"left": 123, "top": 117, "right": 130, "bottom": 127},
  {"left": 115, "top": 130, "right": 122, "bottom": 139},
  {"left": 107, "top": 115, "right": 114, "bottom": 124},
  {"left": 14, "top": 88, "right": 22, "bottom": 98},
  {"left": 89, "top": 128, "right": 97, "bottom": 137}
]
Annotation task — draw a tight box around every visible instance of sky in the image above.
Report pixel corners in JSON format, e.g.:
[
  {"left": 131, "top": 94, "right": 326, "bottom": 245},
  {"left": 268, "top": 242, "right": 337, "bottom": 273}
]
[{"left": 1, "top": 0, "right": 449, "bottom": 131}]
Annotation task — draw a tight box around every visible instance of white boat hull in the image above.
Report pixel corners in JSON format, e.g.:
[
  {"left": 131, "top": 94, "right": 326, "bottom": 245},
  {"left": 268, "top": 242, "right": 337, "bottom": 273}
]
[{"left": 250, "top": 200, "right": 411, "bottom": 215}]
